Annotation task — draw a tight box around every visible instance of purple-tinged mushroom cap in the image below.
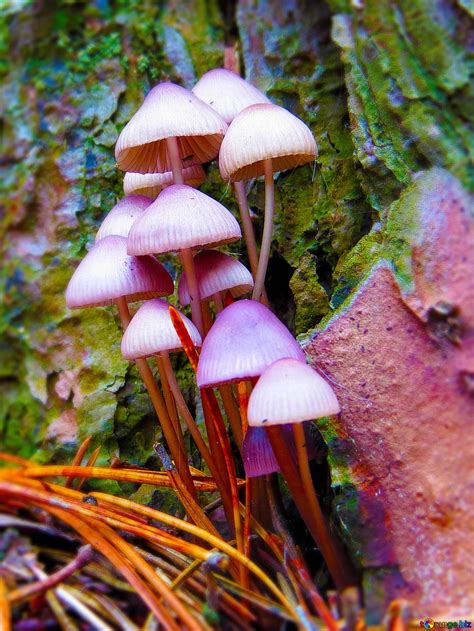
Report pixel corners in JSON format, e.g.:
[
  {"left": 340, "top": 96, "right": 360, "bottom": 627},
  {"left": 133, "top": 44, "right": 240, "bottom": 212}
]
[
  {"left": 121, "top": 299, "right": 202, "bottom": 360},
  {"left": 219, "top": 103, "right": 317, "bottom": 182},
  {"left": 247, "top": 358, "right": 340, "bottom": 427},
  {"left": 115, "top": 82, "right": 228, "bottom": 174},
  {"left": 196, "top": 300, "right": 305, "bottom": 388},
  {"left": 95, "top": 195, "right": 151, "bottom": 242},
  {"left": 178, "top": 249, "right": 253, "bottom": 305},
  {"left": 192, "top": 68, "right": 270, "bottom": 124},
  {"left": 242, "top": 423, "right": 320, "bottom": 477},
  {"left": 127, "top": 184, "right": 241, "bottom": 256},
  {"left": 65, "top": 236, "right": 173, "bottom": 308},
  {"left": 123, "top": 165, "right": 206, "bottom": 199}
]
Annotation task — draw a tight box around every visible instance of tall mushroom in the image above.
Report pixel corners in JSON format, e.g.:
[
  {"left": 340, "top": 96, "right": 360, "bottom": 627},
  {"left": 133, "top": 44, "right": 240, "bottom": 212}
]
[
  {"left": 116, "top": 82, "right": 228, "bottom": 331},
  {"left": 65, "top": 235, "right": 197, "bottom": 499},
  {"left": 248, "top": 357, "right": 355, "bottom": 589},
  {"left": 123, "top": 165, "right": 205, "bottom": 199},
  {"left": 121, "top": 298, "right": 232, "bottom": 511},
  {"left": 128, "top": 184, "right": 241, "bottom": 335},
  {"left": 193, "top": 68, "right": 270, "bottom": 283},
  {"left": 219, "top": 103, "right": 317, "bottom": 301}
]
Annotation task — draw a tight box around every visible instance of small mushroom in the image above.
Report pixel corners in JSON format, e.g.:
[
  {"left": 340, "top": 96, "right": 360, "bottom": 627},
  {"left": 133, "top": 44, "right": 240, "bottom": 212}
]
[
  {"left": 128, "top": 184, "right": 241, "bottom": 335},
  {"left": 115, "top": 82, "right": 228, "bottom": 175},
  {"left": 197, "top": 300, "right": 305, "bottom": 389},
  {"left": 247, "top": 358, "right": 354, "bottom": 590},
  {"left": 178, "top": 249, "right": 254, "bottom": 313},
  {"left": 123, "top": 164, "right": 206, "bottom": 199},
  {"left": 121, "top": 299, "right": 225, "bottom": 492},
  {"left": 192, "top": 68, "right": 270, "bottom": 125},
  {"left": 247, "top": 357, "right": 340, "bottom": 426},
  {"left": 66, "top": 235, "right": 173, "bottom": 307},
  {"left": 95, "top": 195, "right": 151, "bottom": 242},
  {"left": 219, "top": 103, "right": 317, "bottom": 301}
]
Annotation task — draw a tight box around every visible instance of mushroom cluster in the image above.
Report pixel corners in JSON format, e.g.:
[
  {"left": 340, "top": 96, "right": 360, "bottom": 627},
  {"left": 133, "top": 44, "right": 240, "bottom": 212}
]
[{"left": 65, "top": 65, "right": 354, "bottom": 590}]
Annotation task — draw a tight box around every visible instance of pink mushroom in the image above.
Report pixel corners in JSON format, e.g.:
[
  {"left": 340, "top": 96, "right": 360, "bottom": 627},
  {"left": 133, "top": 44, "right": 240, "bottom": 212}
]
[
  {"left": 196, "top": 299, "right": 305, "bottom": 448},
  {"left": 192, "top": 68, "right": 270, "bottom": 125},
  {"left": 95, "top": 195, "right": 151, "bottom": 242},
  {"left": 197, "top": 300, "right": 305, "bottom": 389},
  {"left": 247, "top": 358, "right": 340, "bottom": 426},
  {"left": 65, "top": 236, "right": 197, "bottom": 499},
  {"left": 219, "top": 103, "right": 317, "bottom": 301},
  {"left": 193, "top": 68, "right": 270, "bottom": 284},
  {"left": 121, "top": 298, "right": 230, "bottom": 496},
  {"left": 66, "top": 235, "right": 173, "bottom": 307},
  {"left": 247, "top": 358, "right": 353, "bottom": 590},
  {"left": 178, "top": 249, "right": 253, "bottom": 312},
  {"left": 115, "top": 82, "right": 227, "bottom": 175},
  {"left": 128, "top": 184, "right": 241, "bottom": 335},
  {"left": 123, "top": 165, "right": 206, "bottom": 199}
]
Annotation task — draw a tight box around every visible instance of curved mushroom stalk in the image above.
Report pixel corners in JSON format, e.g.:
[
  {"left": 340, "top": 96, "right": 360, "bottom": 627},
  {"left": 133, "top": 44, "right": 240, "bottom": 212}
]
[{"left": 253, "top": 158, "right": 274, "bottom": 301}]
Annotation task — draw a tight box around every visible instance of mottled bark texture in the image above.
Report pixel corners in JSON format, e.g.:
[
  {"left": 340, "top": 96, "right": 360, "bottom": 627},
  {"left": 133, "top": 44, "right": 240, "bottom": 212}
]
[{"left": 1, "top": 0, "right": 473, "bottom": 619}]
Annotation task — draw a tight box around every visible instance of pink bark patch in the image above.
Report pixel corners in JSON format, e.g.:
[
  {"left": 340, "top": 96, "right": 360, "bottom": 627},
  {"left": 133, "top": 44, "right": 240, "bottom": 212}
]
[{"left": 306, "top": 172, "right": 474, "bottom": 617}]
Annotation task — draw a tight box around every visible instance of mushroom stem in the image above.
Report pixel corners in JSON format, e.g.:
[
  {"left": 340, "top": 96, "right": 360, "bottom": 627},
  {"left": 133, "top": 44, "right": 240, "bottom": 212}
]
[
  {"left": 200, "top": 300, "right": 214, "bottom": 335},
  {"left": 155, "top": 355, "right": 185, "bottom": 452},
  {"left": 180, "top": 248, "right": 205, "bottom": 336},
  {"left": 233, "top": 182, "right": 269, "bottom": 306},
  {"left": 218, "top": 384, "right": 243, "bottom": 450},
  {"left": 252, "top": 158, "right": 274, "bottom": 301},
  {"left": 159, "top": 351, "right": 233, "bottom": 519},
  {"left": 266, "top": 425, "right": 355, "bottom": 590},
  {"left": 212, "top": 291, "right": 224, "bottom": 312},
  {"left": 233, "top": 181, "right": 259, "bottom": 280},
  {"left": 116, "top": 297, "right": 198, "bottom": 502},
  {"left": 165, "top": 136, "right": 205, "bottom": 335},
  {"left": 165, "top": 136, "right": 184, "bottom": 185}
]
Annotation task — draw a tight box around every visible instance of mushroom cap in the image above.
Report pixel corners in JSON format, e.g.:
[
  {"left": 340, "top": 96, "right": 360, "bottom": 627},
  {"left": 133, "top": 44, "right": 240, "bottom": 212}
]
[
  {"left": 178, "top": 249, "right": 253, "bottom": 305},
  {"left": 127, "top": 184, "right": 241, "bottom": 255},
  {"left": 243, "top": 423, "right": 320, "bottom": 477},
  {"left": 219, "top": 103, "right": 317, "bottom": 182},
  {"left": 65, "top": 236, "right": 173, "bottom": 308},
  {"left": 247, "top": 358, "right": 340, "bottom": 426},
  {"left": 121, "top": 298, "right": 202, "bottom": 360},
  {"left": 242, "top": 426, "right": 281, "bottom": 478},
  {"left": 192, "top": 69, "right": 270, "bottom": 124},
  {"left": 95, "top": 195, "right": 151, "bottom": 242},
  {"left": 115, "top": 82, "right": 228, "bottom": 174},
  {"left": 196, "top": 300, "right": 306, "bottom": 388},
  {"left": 123, "top": 165, "right": 206, "bottom": 199}
]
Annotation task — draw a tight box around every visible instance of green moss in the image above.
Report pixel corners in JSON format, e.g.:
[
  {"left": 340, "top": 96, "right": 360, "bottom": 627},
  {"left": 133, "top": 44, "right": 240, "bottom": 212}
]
[{"left": 290, "top": 254, "right": 330, "bottom": 334}]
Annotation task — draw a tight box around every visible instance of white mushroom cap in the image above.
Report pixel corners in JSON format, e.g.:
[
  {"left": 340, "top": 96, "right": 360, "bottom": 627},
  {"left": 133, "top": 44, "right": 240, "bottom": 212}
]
[
  {"left": 121, "top": 299, "right": 202, "bottom": 360},
  {"left": 123, "top": 165, "right": 206, "bottom": 199},
  {"left": 192, "top": 68, "right": 270, "bottom": 124},
  {"left": 127, "top": 185, "right": 241, "bottom": 255},
  {"left": 219, "top": 103, "right": 317, "bottom": 182},
  {"left": 115, "top": 82, "right": 227, "bottom": 174},
  {"left": 247, "top": 358, "right": 340, "bottom": 426}
]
